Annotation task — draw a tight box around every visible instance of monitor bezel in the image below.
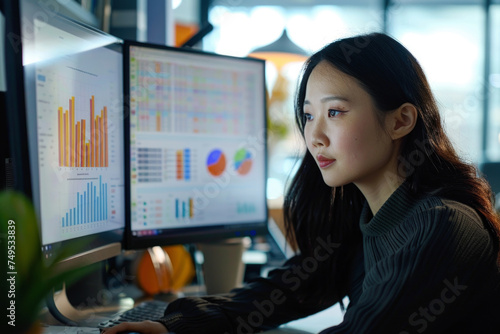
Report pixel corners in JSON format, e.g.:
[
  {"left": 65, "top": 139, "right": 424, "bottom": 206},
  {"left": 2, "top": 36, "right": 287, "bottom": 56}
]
[
  {"left": 122, "top": 40, "right": 269, "bottom": 250},
  {"left": 2, "top": 0, "right": 32, "bottom": 197}
]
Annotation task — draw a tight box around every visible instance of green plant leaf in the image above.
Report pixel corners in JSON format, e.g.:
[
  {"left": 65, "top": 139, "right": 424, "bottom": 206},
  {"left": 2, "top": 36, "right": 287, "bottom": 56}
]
[{"left": 0, "top": 190, "right": 97, "bottom": 331}]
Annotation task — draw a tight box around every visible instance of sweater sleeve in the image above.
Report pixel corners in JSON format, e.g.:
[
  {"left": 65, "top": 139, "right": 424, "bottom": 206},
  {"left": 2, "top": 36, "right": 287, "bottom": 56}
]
[
  {"left": 155, "top": 240, "right": 364, "bottom": 334},
  {"left": 319, "top": 202, "right": 500, "bottom": 334}
]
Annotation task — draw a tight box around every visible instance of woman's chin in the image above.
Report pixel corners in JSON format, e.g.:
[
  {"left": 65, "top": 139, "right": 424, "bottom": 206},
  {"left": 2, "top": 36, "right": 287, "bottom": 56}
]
[{"left": 322, "top": 178, "right": 351, "bottom": 188}]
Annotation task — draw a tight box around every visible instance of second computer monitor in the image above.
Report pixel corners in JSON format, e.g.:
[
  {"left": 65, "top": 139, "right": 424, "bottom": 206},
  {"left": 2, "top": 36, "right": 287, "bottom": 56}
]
[{"left": 124, "top": 41, "right": 268, "bottom": 249}]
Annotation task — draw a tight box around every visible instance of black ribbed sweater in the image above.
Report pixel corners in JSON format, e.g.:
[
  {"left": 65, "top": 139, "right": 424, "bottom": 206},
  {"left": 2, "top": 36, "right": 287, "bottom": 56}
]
[{"left": 156, "top": 183, "right": 500, "bottom": 333}]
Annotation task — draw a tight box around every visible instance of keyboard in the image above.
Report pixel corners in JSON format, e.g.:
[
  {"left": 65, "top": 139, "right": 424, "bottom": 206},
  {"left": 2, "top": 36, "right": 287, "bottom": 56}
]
[{"left": 97, "top": 300, "right": 169, "bottom": 329}]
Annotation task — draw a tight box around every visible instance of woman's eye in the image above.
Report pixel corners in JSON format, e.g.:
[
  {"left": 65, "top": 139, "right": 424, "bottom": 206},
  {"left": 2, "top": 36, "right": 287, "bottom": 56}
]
[
  {"left": 328, "top": 109, "right": 342, "bottom": 117},
  {"left": 304, "top": 113, "right": 314, "bottom": 121}
]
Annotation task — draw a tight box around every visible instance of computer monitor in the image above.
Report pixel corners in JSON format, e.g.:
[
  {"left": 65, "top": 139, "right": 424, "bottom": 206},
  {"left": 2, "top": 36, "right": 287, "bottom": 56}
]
[
  {"left": 18, "top": 0, "right": 126, "bottom": 323},
  {"left": 123, "top": 41, "right": 268, "bottom": 250}
]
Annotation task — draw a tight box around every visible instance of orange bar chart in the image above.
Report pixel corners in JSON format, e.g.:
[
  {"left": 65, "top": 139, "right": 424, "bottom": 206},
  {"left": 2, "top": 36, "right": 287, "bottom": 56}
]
[{"left": 58, "top": 95, "right": 109, "bottom": 168}]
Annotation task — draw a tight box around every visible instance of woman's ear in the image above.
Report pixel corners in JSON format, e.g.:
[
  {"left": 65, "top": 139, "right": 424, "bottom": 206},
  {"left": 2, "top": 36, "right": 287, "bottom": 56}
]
[{"left": 386, "top": 103, "right": 417, "bottom": 140}]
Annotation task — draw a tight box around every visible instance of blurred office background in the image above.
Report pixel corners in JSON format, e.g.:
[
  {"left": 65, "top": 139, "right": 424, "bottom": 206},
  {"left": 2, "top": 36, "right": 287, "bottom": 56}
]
[{"left": 54, "top": 0, "right": 500, "bottom": 206}]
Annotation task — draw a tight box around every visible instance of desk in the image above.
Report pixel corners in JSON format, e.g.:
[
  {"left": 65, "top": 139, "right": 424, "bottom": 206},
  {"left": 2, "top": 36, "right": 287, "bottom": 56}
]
[
  {"left": 41, "top": 326, "right": 312, "bottom": 334},
  {"left": 41, "top": 301, "right": 344, "bottom": 334}
]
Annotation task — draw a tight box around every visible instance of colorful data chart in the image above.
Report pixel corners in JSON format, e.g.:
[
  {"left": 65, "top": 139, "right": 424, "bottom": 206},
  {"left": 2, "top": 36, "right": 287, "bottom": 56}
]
[
  {"left": 130, "top": 51, "right": 258, "bottom": 136},
  {"left": 161, "top": 148, "right": 197, "bottom": 182},
  {"left": 62, "top": 175, "right": 107, "bottom": 227},
  {"left": 234, "top": 148, "right": 252, "bottom": 176},
  {"left": 58, "top": 95, "right": 108, "bottom": 168},
  {"left": 206, "top": 149, "right": 226, "bottom": 177},
  {"left": 176, "top": 149, "right": 191, "bottom": 180},
  {"left": 175, "top": 198, "right": 194, "bottom": 219}
]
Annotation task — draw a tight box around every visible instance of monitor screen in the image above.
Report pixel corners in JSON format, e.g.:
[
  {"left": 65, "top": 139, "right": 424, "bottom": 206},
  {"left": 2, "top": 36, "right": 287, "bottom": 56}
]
[
  {"left": 124, "top": 41, "right": 268, "bottom": 249},
  {"left": 21, "top": 0, "right": 126, "bottom": 270}
]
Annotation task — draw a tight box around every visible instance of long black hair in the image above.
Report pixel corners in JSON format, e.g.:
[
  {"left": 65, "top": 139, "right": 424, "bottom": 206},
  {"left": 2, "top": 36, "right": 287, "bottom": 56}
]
[{"left": 283, "top": 32, "right": 500, "bottom": 305}]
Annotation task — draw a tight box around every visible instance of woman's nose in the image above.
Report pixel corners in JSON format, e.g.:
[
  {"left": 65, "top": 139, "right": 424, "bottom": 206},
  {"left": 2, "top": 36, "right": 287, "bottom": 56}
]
[{"left": 309, "top": 119, "right": 329, "bottom": 147}]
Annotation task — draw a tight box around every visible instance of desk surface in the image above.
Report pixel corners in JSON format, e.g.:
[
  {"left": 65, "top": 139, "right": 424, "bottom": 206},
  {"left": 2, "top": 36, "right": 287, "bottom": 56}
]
[
  {"left": 42, "top": 326, "right": 313, "bottom": 334},
  {"left": 41, "top": 326, "right": 314, "bottom": 334},
  {"left": 41, "top": 302, "right": 344, "bottom": 334}
]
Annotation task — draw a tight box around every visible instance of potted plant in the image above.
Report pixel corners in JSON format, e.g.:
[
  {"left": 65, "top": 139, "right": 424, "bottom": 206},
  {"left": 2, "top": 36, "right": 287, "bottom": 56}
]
[{"left": 0, "top": 190, "right": 89, "bottom": 334}]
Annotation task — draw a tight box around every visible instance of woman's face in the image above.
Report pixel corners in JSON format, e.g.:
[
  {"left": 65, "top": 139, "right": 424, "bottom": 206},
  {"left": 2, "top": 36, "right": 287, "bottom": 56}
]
[{"left": 303, "top": 61, "right": 397, "bottom": 189}]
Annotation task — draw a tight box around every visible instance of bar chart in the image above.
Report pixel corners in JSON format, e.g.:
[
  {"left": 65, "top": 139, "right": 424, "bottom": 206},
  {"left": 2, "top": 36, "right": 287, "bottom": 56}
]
[
  {"left": 175, "top": 197, "right": 194, "bottom": 219},
  {"left": 61, "top": 175, "right": 108, "bottom": 228},
  {"left": 33, "top": 45, "right": 125, "bottom": 245},
  {"left": 58, "top": 95, "right": 108, "bottom": 168},
  {"left": 167, "top": 148, "right": 196, "bottom": 181},
  {"left": 133, "top": 195, "right": 196, "bottom": 229},
  {"left": 176, "top": 148, "right": 191, "bottom": 180}
]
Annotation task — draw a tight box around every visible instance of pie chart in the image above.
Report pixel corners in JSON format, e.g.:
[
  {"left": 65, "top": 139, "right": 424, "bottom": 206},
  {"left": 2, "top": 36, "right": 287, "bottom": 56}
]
[
  {"left": 234, "top": 148, "right": 252, "bottom": 176},
  {"left": 207, "top": 149, "right": 226, "bottom": 176}
]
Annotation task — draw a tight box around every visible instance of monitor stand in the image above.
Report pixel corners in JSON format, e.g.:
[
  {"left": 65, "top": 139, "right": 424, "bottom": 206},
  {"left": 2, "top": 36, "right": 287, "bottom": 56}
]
[
  {"left": 198, "top": 238, "right": 246, "bottom": 295},
  {"left": 44, "top": 262, "right": 136, "bottom": 327}
]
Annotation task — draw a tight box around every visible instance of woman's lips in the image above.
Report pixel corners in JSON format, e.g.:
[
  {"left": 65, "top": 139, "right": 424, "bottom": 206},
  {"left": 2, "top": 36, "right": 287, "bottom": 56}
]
[{"left": 317, "top": 155, "right": 336, "bottom": 168}]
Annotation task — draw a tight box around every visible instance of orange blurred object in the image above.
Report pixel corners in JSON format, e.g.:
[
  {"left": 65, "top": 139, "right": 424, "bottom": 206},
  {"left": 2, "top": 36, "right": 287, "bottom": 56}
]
[
  {"left": 175, "top": 22, "right": 199, "bottom": 47},
  {"left": 248, "top": 51, "right": 307, "bottom": 71},
  {"left": 136, "top": 245, "right": 196, "bottom": 295}
]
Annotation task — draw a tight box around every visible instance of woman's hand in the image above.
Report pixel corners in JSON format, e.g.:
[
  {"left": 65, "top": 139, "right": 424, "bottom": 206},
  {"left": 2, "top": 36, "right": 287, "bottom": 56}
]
[{"left": 101, "top": 320, "right": 169, "bottom": 334}]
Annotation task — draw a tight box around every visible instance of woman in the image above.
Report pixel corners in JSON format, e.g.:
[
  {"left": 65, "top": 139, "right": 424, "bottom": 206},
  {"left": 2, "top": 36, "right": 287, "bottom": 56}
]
[{"left": 104, "top": 32, "right": 500, "bottom": 333}]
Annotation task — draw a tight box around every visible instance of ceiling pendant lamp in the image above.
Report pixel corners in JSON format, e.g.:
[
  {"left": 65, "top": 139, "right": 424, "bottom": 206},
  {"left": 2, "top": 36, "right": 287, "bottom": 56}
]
[{"left": 249, "top": 29, "right": 309, "bottom": 70}]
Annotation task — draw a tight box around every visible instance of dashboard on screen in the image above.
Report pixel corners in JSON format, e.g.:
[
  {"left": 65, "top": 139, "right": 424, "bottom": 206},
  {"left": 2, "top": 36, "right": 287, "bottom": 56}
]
[
  {"left": 21, "top": 0, "right": 126, "bottom": 264},
  {"left": 124, "top": 42, "right": 268, "bottom": 249}
]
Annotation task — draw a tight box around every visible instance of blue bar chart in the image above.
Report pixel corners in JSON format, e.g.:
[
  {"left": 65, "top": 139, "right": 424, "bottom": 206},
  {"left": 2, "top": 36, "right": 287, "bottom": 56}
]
[
  {"left": 62, "top": 175, "right": 108, "bottom": 227},
  {"left": 175, "top": 197, "right": 194, "bottom": 219}
]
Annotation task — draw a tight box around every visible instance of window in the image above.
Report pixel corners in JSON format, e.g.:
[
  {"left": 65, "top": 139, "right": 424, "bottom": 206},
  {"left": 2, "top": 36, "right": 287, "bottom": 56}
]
[
  {"left": 205, "top": 0, "right": 494, "bottom": 201},
  {"left": 389, "top": 3, "right": 484, "bottom": 163},
  {"left": 487, "top": 4, "right": 500, "bottom": 161}
]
